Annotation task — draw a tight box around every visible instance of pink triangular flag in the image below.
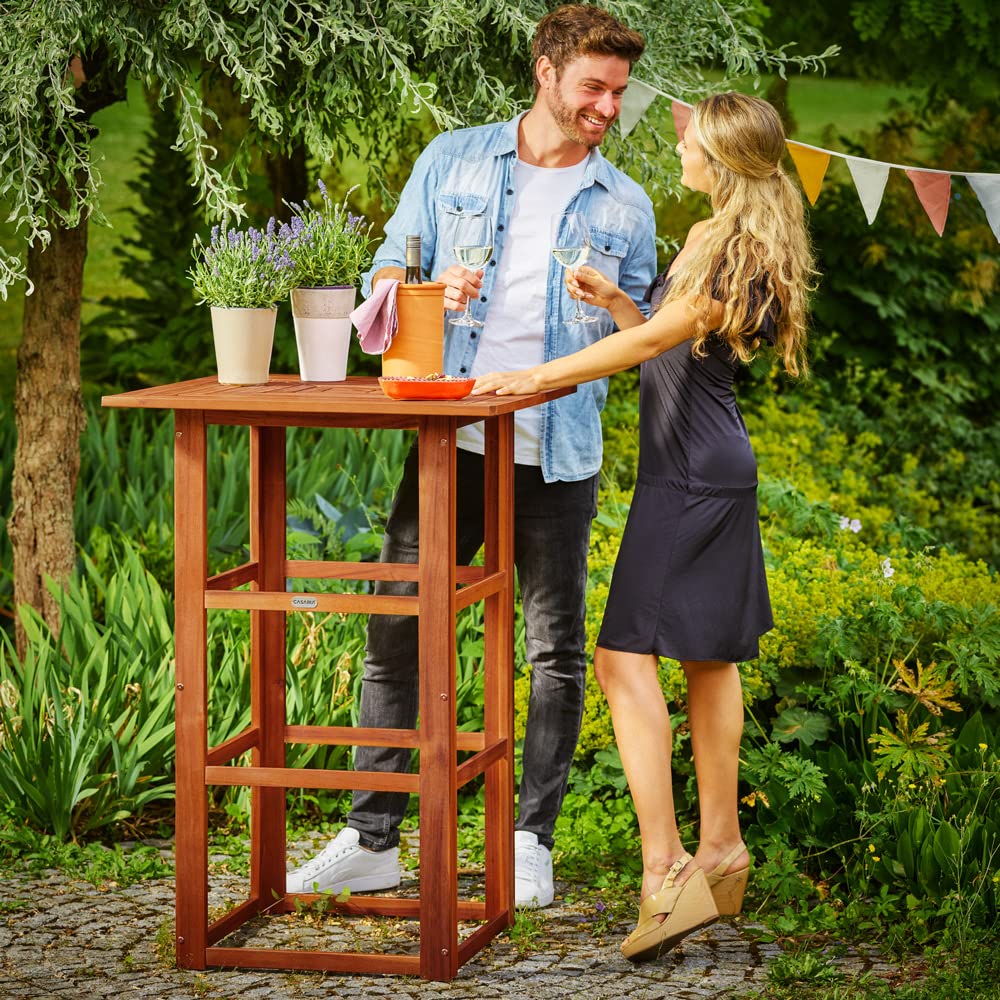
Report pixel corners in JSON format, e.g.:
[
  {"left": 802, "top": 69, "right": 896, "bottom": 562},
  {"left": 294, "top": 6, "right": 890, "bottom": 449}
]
[
  {"left": 966, "top": 173, "right": 1000, "bottom": 243},
  {"left": 671, "top": 101, "right": 692, "bottom": 142},
  {"left": 906, "top": 170, "right": 951, "bottom": 237}
]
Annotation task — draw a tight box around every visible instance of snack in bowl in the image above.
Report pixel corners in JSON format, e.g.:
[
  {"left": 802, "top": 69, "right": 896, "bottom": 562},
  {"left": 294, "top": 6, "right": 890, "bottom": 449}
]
[{"left": 378, "top": 373, "right": 476, "bottom": 400}]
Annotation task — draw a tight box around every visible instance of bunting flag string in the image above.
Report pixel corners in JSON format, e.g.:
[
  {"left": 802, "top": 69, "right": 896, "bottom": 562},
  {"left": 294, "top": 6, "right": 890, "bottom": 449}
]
[{"left": 619, "top": 83, "right": 1000, "bottom": 242}]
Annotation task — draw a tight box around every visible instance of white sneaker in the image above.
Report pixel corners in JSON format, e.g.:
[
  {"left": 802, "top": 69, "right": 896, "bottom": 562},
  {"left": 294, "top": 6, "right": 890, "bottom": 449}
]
[
  {"left": 285, "top": 827, "right": 400, "bottom": 895},
  {"left": 514, "top": 830, "right": 554, "bottom": 908}
]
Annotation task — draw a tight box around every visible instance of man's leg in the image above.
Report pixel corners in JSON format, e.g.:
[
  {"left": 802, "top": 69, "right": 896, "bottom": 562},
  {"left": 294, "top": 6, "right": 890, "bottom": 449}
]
[
  {"left": 511, "top": 468, "right": 597, "bottom": 904},
  {"left": 287, "top": 446, "right": 486, "bottom": 893}
]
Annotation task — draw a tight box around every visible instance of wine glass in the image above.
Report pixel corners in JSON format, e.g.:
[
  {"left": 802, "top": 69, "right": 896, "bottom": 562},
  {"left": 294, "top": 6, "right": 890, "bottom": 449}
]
[
  {"left": 551, "top": 212, "right": 597, "bottom": 324},
  {"left": 451, "top": 214, "right": 494, "bottom": 328}
]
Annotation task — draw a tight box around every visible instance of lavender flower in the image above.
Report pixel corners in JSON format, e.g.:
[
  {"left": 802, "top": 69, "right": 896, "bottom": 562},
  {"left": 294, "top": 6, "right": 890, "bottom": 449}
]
[
  {"left": 189, "top": 218, "right": 298, "bottom": 309},
  {"left": 281, "top": 181, "right": 374, "bottom": 289}
]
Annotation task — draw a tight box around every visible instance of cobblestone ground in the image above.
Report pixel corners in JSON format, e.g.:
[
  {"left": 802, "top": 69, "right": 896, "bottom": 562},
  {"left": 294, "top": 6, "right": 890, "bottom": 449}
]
[{"left": 0, "top": 837, "right": 898, "bottom": 1000}]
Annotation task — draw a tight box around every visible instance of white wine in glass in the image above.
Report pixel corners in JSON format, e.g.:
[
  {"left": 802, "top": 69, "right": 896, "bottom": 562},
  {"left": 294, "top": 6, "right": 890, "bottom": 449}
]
[
  {"left": 551, "top": 212, "right": 597, "bottom": 324},
  {"left": 452, "top": 214, "right": 493, "bottom": 328}
]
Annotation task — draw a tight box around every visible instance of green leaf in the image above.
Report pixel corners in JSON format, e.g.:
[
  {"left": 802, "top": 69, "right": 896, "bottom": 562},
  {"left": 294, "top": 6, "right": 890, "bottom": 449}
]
[
  {"left": 932, "top": 821, "right": 961, "bottom": 871},
  {"left": 772, "top": 707, "right": 833, "bottom": 747}
]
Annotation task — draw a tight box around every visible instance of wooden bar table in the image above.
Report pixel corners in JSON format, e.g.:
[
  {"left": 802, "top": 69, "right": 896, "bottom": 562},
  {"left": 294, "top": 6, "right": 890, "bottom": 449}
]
[{"left": 102, "top": 374, "right": 570, "bottom": 982}]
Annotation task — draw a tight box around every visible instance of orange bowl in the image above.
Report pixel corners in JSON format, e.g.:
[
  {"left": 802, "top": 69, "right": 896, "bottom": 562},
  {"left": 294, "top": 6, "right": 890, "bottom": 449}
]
[{"left": 378, "top": 376, "right": 475, "bottom": 400}]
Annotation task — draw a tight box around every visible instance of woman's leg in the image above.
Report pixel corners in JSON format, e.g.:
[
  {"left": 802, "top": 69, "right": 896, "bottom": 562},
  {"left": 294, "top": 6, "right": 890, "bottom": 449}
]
[
  {"left": 682, "top": 659, "right": 749, "bottom": 876},
  {"left": 594, "top": 646, "right": 686, "bottom": 903}
]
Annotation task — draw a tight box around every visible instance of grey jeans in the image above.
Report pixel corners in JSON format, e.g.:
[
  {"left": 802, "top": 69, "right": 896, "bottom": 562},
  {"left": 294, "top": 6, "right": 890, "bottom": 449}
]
[{"left": 349, "top": 445, "right": 597, "bottom": 851}]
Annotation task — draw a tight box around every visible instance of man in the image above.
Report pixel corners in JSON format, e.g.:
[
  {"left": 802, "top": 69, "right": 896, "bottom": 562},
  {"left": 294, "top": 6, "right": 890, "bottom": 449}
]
[{"left": 287, "top": 4, "right": 656, "bottom": 908}]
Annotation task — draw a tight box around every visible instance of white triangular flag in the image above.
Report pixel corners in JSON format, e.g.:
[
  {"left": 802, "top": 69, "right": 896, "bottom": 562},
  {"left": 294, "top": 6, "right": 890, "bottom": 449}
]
[
  {"left": 846, "top": 157, "right": 891, "bottom": 225},
  {"left": 618, "top": 79, "right": 660, "bottom": 137},
  {"left": 966, "top": 173, "right": 1000, "bottom": 243}
]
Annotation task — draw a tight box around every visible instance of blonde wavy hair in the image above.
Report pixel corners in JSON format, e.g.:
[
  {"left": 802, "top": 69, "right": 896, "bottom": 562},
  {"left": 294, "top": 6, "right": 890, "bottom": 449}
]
[{"left": 661, "top": 92, "right": 816, "bottom": 376}]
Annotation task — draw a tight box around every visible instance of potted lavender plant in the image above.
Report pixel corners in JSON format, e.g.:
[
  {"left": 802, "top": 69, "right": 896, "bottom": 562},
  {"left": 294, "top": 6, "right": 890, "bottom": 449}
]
[
  {"left": 189, "top": 221, "right": 296, "bottom": 385},
  {"left": 283, "top": 182, "right": 374, "bottom": 381}
]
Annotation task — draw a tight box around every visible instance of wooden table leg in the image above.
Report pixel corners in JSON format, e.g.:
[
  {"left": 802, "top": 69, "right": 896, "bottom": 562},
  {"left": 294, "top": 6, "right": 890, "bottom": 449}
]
[
  {"left": 483, "top": 414, "right": 515, "bottom": 926},
  {"left": 249, "top": 426, "right": 288, "bottom": 911},
  {"left": 174, "top": 409, "right": 209, "bottom": 968},
  {"left": 417, "top": 416, "right": 459, "bottom": 981}
]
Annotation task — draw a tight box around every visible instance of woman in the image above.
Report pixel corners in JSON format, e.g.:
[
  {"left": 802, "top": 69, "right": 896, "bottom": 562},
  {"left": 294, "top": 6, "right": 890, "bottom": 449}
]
[{"left": 472, "top": 91, "right": 815, "bottom": 961}]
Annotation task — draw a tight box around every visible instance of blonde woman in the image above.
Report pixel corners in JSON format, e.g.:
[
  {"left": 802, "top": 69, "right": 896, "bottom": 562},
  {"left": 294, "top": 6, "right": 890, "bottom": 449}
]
[{"left": 473, "top": 91, "right": 814, "bottom": 961}]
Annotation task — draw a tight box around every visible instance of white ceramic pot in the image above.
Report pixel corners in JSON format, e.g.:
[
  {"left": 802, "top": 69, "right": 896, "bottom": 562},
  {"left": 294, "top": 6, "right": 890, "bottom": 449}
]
[
  {"left": 210, "top": 306, "right": 277, "bottom": 385},
  {"left": 290, "top": 286, "right": 357, "bottom": 382}
]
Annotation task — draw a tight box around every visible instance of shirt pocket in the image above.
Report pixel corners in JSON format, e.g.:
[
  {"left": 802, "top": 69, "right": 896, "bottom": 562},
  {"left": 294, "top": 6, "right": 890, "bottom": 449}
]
[
  {"left": 437, "top": 192, "right": 491, "bottom": 261},
  {"left": 588, "top": 228, "right": 630, "bottom": 285}
]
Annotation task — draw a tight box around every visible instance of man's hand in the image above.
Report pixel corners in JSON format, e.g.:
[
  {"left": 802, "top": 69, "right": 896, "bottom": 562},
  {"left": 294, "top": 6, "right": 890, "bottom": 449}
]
[
  {"left": 471, "top": 368, "right": 544, "bottom": 396},
  {"left": 436, "top": 263, "right": 484, "bottom": 312}
]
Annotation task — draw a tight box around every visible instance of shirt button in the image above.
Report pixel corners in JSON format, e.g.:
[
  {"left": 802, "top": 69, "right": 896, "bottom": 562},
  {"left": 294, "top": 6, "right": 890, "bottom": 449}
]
[
  {"left": 505, "top": 188, "right": 513, "bottom": 195},
  {"left": 489, "top": 260, "right": 496, "bottom": 266},
  {"left": 460, "top": 366, "right": 467, "bottom": 373},
  {"left": 605, "top": 244, "right": 611, "bottom": 251},
  {"left": 471, "top": 332, "right": 477, "bottom": 339},
  {"left": 497, "top": 224, "right": 504, "bottom": 232},
  {"left": 480, "top": 296, "right": 487, "bottom": 303}
]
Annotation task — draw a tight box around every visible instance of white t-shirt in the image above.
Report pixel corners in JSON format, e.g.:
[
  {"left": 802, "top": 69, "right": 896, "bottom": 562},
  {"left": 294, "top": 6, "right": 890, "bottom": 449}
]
[{"left": 457, "top": 156, "right": 588, "bottom": 464}]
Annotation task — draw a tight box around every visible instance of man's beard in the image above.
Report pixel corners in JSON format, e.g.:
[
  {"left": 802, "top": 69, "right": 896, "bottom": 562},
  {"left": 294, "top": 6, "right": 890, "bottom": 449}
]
[{"left": 548, "top": 85, "right": 613, "bottom": 149}]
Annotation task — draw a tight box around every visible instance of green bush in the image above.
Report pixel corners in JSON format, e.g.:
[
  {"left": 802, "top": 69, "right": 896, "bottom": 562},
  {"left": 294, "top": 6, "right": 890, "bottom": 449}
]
[{"left": 0, "top": 545, "right": 176, "bottom": 838}]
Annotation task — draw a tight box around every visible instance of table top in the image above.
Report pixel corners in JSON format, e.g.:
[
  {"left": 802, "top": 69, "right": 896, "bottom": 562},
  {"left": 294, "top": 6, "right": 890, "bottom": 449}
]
[{"left": 101, "top": 375, "right": 571, "bottom": 418}]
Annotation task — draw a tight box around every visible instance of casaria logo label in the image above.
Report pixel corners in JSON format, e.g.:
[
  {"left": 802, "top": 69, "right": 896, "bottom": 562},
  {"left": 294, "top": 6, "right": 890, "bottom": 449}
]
[{"left": 290, "top": 596, "right": 318, "bottom": 609}]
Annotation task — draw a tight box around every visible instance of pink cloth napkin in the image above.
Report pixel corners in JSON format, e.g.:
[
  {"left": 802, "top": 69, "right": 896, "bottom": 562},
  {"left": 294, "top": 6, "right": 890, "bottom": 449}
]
[{"left": 350, "top": 278, "right": 400, "bottom": 354}]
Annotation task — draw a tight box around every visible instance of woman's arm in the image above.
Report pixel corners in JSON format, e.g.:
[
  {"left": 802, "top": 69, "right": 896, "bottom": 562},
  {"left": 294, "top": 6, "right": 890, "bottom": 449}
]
[{"left": 472, "top": 292, "right": 723, "bottom": 396}]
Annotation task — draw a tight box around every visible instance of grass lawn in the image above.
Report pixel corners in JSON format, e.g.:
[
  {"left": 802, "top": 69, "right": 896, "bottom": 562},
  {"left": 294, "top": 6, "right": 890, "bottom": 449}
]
[
  {"left": 745, "top": 73, "right": 916, "bottom": 148},
  {"left": 0, "top": 73, "right": 918, "bottom": 399}
]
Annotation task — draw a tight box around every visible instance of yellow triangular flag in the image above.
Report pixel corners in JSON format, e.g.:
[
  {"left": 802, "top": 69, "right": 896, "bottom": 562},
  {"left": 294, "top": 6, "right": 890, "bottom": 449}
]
[{"left": 786, "top": 142, "right": 831, "bottom": 206}]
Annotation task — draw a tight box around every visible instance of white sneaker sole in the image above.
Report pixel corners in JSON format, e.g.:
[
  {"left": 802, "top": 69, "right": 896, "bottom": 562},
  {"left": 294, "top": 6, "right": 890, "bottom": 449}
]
[
  {"left": 515, "top": 887, "right": 555, "bottom": 908},
  {"left": 287, "top": 870, "right": 401, "bottom": 895}
]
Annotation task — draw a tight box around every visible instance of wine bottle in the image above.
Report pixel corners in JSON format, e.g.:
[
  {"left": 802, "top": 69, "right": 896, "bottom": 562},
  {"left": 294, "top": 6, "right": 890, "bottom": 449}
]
[{"left": 405, "top": 235, "right": 422, "bottom": 284}]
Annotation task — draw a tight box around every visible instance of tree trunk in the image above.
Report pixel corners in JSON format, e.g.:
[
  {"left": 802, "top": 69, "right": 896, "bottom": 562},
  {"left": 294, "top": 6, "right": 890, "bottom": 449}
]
[
  {"left": 266, "top": 141, "right": 309, "bottom": 222},
  {"left": 7, "top": 185, "right": 88, "bottom": 655}
]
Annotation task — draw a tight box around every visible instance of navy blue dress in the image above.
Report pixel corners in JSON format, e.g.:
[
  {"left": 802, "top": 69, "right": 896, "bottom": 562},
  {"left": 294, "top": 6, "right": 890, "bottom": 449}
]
[{"left": 596, "top": 269, "right": 775, "bottom": 662}]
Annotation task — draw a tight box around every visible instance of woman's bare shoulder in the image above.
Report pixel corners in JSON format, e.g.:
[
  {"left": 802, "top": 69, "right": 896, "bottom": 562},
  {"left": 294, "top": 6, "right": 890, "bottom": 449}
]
[{"left": 686, "top": 219, "right": 711, "bottom": 241}]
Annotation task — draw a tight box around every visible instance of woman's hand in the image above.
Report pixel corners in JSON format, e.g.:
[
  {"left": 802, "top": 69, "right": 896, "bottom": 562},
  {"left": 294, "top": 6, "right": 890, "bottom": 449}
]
[
  {"left": 471, "top": 368, "right": 544, "bottom": 396},
  {"left": 566, "top": 265, "right": 622, "bottom": 311},
  {"left": 435, "top": 263, "right": 484, "bottom": 312}
]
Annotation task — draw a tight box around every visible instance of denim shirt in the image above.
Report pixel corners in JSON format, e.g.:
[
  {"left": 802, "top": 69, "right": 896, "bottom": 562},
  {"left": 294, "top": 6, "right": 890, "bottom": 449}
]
[{"left": 362, "top": 113, "right": 657, "bottom": 483}]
